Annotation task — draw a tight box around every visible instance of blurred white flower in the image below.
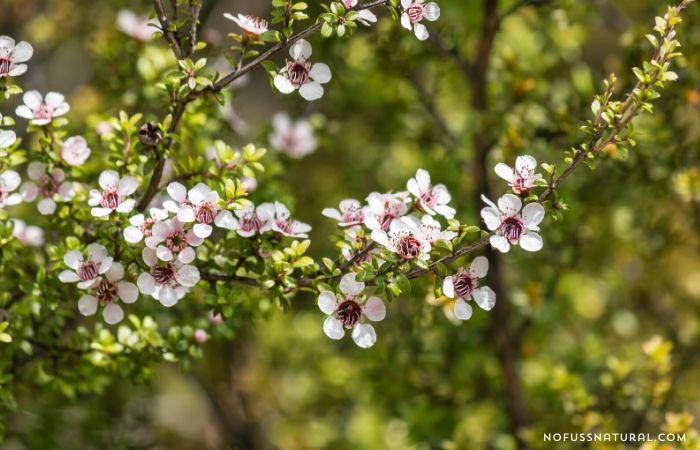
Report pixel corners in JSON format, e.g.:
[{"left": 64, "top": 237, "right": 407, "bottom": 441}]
[
  {"left": 15, "top": 91, "right": 70, "bottom": 126},
  {"left": 0, "top": 130, "right": 17, "bottom": 151},
  {"left": 11, "top": 219, "right": 44, "bottom": 246},
  {"left": 116, "top": 10, "right": 156, "bottom": 42},
  {"left": 494, "top": 155, "right": 542, "bottom": 196},
  {"left": 78, "top": 262, "right": 139, "bottom": 324},
  {"left": 442, "top": 256, "right": 496, "bottom": 321},
  {"left": 0, "top": 170, "right": 22, "bottom": 208},
  {"left": 269, "top": 113, "right": 317, "bottom": 159},
  {"left": 274, "top": 40, "right": 331, "bottom": 101},
  {"left": 0, "top": 36, "right": 33, "bottom": 78},
  {"left": 60, "top": 136, "right": 91, "bottom": 166},
  {"left": 20, "top": 162, "right": 75, "bottom": 215},
  {"left": 88, "top": 170, "right": 138, "bottom": 217},
  {"left": 400, "top": 0, "right": 440, "bottom": 41},
  {"left": 481, "top": 194, "right": 545, "bottom": 253}
]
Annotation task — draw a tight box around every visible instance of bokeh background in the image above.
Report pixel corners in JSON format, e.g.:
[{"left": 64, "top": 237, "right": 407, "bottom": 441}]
[{"left": 1, "top": 0, "right": 700, "bottom": 449}]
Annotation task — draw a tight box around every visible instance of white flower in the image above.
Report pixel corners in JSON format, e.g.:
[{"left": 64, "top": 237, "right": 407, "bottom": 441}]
[
  {"left": 269, "top": 113, "right": 317, "bottom": 159},
  {"left": 342, "top": 0, "right": 378, "bottom": 26},
  {"left": 409, "top": 214, "right": 457, "bottom": 244},
  {"left": 400, "top": 0, "right": 440, "bottom": 41},
  {"left": 88, "top": 170, "right": 138, "bottom": 217},
  {"left": 116, "top": 9, "right": 156, "bottom": 42},
  {"left": 58, "top": 244, "right": 113, "bottom": 289},
  {"left": 371, "top": 216, "right": 432, "bottom": 261},
  {"left": 364, "top": 192, "right": 409, "bottom": 231},
  {"left": 223, "top": 13, "right": 269, "bottom": 37},
  {"left": 317, "top": 273, "right": 386, "bottom": 348},
  {"left": 406, "top": 168, "right": 455, "bottom": 218},
  {"left": 60, "top": 136, "right": 91, "bottom": 166},
  {"left": 20, "top": 162, "right": 75, "bottom": 215},
  {"left": 145, "top": 218, "right": 203, "bottom": 264},
  {"left": 123, "top": 207, "right": 169, "bottom": 244},
  {"left": 0, "top": 130, "right": 17, "bottom": 151},
  {"left": 0, "top": 36, "right": 33, "bottom": 78},
  {"left": 77, "top": 262, "right": 139, "bottom": 324},
  {"left": 163, "top": 182, "right": 235, "bottom": 238},
  {"left": 228, "top": 203, "right": 272, "bottom": 237},
  {"left": 0, "top": 170, "right": 22, "bottom": 208},
  {"left": 494, "top": 155, "right": 542, "bottom": 196},
  {"left": 341, "top": 226, "right": 377, "bottom": 263},
  {"left": 137, "top": 247, "right": 200, "bottom": 307},
  {"left": 322, "top": 198, "right": 365, "bottom": 227},
  {"left": 480, "top": 194, "right": 545, "bottom": 253},
  {"left": 11, "top": 219, "right": 44, "bottom": 246},
  {"left": 261, "top": 201, "right": 311, "bottom": 238},
  {"left": 15, "top": 91, "right": 70, "bottom": 126},
  {"left": 442, "top": 256, "right": 496, "bottom": 321},
  {"left": 273, "top": 39, "right": 332, "bottom": 101}
]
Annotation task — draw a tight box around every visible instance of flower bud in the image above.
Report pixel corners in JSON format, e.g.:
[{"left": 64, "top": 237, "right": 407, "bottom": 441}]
[{"left": 139, "top": 122, "right": 163, "bottom": 147}]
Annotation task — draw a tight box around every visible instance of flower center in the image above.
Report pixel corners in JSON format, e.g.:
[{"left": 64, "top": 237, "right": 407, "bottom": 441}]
[
  {"left": 100, "top": 188, "right": 122, "bottom": 209},
  {"left": 166, "top": 231, "right": 188, "bottom": 252},
  {"left": 336, "top": 299, "right": 363, "bottom": 327},
  {"left": 343, "top": 206, "right": 364, "bottom": 225},
  {"left": 500, "top": 216, "right": 524, "bottom": 241},
  {"left": 195, "top": 203, "right": 215, "bottom": 224},
  {"left": 406, "top": 4, "right": 425, "bottom": 23},
  {"left": 152, "top": 265, "right": 177, "bottom": 286},
  {"left": 77, "top": 260, "right": 99, "bottom": 281},
  {"left": 140, "top": 218, "right": 156, "bottom": 237},
  {"left": 286, "top": 61, "right": 311, "bottom": 88},
  {"left": 275, "top": 219, "right": 295, "bottom": 236},
  {"left": 39, "top": 175, "right": 58, "bottom": 197},
  {"left": 243, "top": 16, "right": 268, "bottom": 36},
  {"left": 420, "top": 188, "right": 436, "bottom": 208},
  {"left": 282, "top": 133, "right": 299, "bottom": 151},
  {"left": 0, "top": 57, "right": 10, "bottom": 76},
  {"left": 395, "top": 234, "right": 423, "bottom": 259},
  {"left": 0, "top": 186, "right": 7, "bottom": 203},
  {"left": 453, "top": 270, "right": 477, "bottom": 299},
  {"left": 240, "top": 213, "right": 263, "bottom": 233},
  {"left": 96, "top": 279, "right": 118, "bottom": 303},
  {"left": 33, "top": 103, "right": 52, "bottom": 121}
]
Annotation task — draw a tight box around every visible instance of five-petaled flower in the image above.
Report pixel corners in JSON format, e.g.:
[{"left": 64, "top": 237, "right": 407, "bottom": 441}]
[
  {"left": 269, "top": 113, "right": 317, "bottom": 159},
  {"left": 364, "top": 192, "right": 409, "bottom": 231},
  {"left": 11, "top": 219, "right": 44, "bottom": 247},
  {"left": 0, "top": 170, "right": 22, "bottom": 208},
  {"left": 442, "top": 256, "right": 496, "bottom": 321},
  {"left": 163, "top": 182, "right": 235, "bottom": 239},
  {"left": 317, "top": 273, "right": 386, "bottom": 348},
  {"left": 322, "top": 199, "right": 365, "bottom": 227},
  {"left": 88, "top": 170, "right": 138, "bottom": 217},
  {"left": 123, "top": 207, "right": 169, "bottom": 244},
  {"left": 20, "top": 162, "right": 75, "bottom": 215},
  {"left": 407, "top": 168, "right": 455, "bottom": 218},
  {"left": 494, "top": 155, "right": 542, "bottom": 196},
  {"left": 481, "top": 194, "right": 545, "bottom": 253},
  {"left": 15, "top": 90, "right": 70, "bottom": 126},
  {"left": 60, "top": 136, "right": 91, "bottom": 166},
  {"left": 260, "top": 201, "right": 312, "bottom": 238},
  {"left": 223, "top": 13, "right": 269, "bottom": 38},
  {"left": 410, "top": 215, "right": 456, "bottom": 244},
  {"left": 0, "top": 36, "right": 33, "bottom": 78},
  {"left": 59, "top": 244, "right": 114, "bottom": 289},
  {"left": 274, "top": 39, "right": 332, "bottom": 101},
  {"left": 371, "top": 216, "right": 432, "bottom": 261},
  {"left": 228, "top": 203, "right": 272, "bottom": 238},
  {"left": 137, "top": 248, "right": 201, "bottom": 307},
  {"left": 145, "top": 218, "right": 203, "bottom": 264},
  {"left": 400, "top": 0, "right": 440, "bottom": 41},
  {"left": 78, "top": 262, "right": 139, "bottom": 324}
]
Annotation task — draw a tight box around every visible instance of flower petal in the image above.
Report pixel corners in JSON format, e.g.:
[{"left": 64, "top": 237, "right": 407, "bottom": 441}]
[
  {"left": 323, "top": 317, "right": 345, "bottom": 340},
  {"left": 454, "top": 298, "right": 473, "bottom": 320},
  {"left": 339, "top": 272, "right": 364, "bottom": 296},
  {"left": 351, "top": 323, "right": 377, "bottom": 348},
  {"left": 472, "top": 286, "right": 496, "bottom": 311},
  {"left": 78, "top": 295, "right": 98, "bottom": 316},
  {"left": 363, "top": 296, "right": 386, "bottom": 322},
  {"left": 318, "top": 291, "right": 338, "bottom": 315}
]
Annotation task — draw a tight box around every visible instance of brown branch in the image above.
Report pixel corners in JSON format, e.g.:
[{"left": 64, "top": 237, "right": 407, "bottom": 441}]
[{"left": 153, "top": 0, "right": 184, "bottom": 60}]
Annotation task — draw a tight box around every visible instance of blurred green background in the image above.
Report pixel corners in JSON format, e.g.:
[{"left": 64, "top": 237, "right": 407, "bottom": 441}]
[{"left": 1, "top": 0, "right": 700, "bottom": 449}]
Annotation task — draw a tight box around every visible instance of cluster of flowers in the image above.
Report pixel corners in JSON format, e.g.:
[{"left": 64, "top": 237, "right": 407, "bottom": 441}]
[{"left": 316, "top": 156, "right": 546, "bottom": 348}]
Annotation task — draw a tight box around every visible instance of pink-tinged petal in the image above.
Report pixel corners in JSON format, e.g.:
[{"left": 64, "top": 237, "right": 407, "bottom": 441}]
[
  {"left": 23, "top": 90, "right": 42, "bottom": 109},
  {"left": 363, "top": 296, "right": 386, "bottom": 322},
  {"left": 116, "top": 199, "right": 136, "bottom": 213},
  {"left": 45, "top": 92, "right": 65, "bottom": 108},
  {"left": 371, "top": 230, "right": 391, "bottom": 248},
  {"left": 77, "top": 279, "right": 100, "bottom": 289},
  {"left": 309, "top": 63, "right": 331, "bottom": 84},
  {"left": 57, "top": 182, "right": 74, "bottom": 199},
  {"left": 20, "top": 182, "right": 39, "bottom": 202},
  {"left": 98, "top": 257, "right": 113, "bottom": 274},
  {"left": 88, "top": 244, "right": 108, "bottom": 262},
  {"left": 129, "top": 213, "right": 145, "bottom": 226},
  {"left": 522, "top": 202, "right": 545, "bottom": 228},
  {"left": 27, "top": 162, "right": 46, "bottom": 179},
  {"left": 159, "top": 286, "right": 179, "bottom": 306},
  {"left": 299, "top": 82, "right": 324, "bottom": 101},
  {"left": 214, "top": 210, "right": 235, "bottom": 229},
  {"left": 442, "top": 276, "right": 455, "bottom": 298},
  {"left": 177, "top": 205, "right": 195, "bottom": 222},
  {"left": 401, "top": 0, "right": 412, "bottom": 7},
  {"left": 78, "top": 295, "right": 99, "bottom": 316},
  {"left": 118, "top": 281, "right": 139, "bottom": 304},
  {"left": 8, "top": 65, "right": 27, "bottom": 77},
  {"left": 290, "top": 39, "right": 312, "bottom": 60},
  {"left": 351, "top": 323, "right": 377, "bottom": 348},
  {"left": 400, "top": 13, "right": 412, "bottom": 30},
  {"left": 497, "top": 194, "right": 522, "bottom": 216},
  {"left": 424, "top": 2, "right": 440, "bottom": 21},
  {"left": 339, "top": 272, "right": 365, "bottom": 296},
  {"left": 31, "top": 118, "right": 52, "bottom": 126},
  {"left": 414, "top": 23, "right": 429, "bottom": 40},
  {"left": 489, "top": 235, "right": 511, "bottom": 253},
  {"left": 156, "top": 245, "right": 174, "bottom": 262},
  {"left": 37, "top": 198, "right": 56, "bottom": 215},
  {"left": 13, "top": 41, "right": 33, "bottom": 62},
  {"left": 178, "top": 246, "right": 196, "bottom": 264},
  {"left": 91, "top": 207, "right": 113, "bottom": 217},
  {"left": 105, "top": 262, "right": 124, "bottom": 282},
  {"left": 142, "top": 247, "right": 158, "bottom": 266},
  {"left": 99, "top": 170, "right": 120, "bottom": 189},
  {"left": 58, "top": 270, "right": 80, "bottom": 283},
  {"left": 193, "top": 223, "right": 212, "bottom": 238},
  {"left": 88, "top": 189, "right": 102, "bottom": 206},
  {"left": 494, "top": 162, "right": 514, "bottom": 183},
  {"left": 14, "top": 105, "right": 34, "bottom": 120},
  {"left": 118, "top": 176, "right": 138, "bottom": 196},
  {"left": 188, "top": 183, "right": 209, "bottom": 204},
  {"left": 322, "top": 208, "right": 343, "bottom": 221},
  {"left": 472, "top": 286, "right": 496, "bottom": 311},
  {"left": 103, "top": 303, "right": 124, "bottom": 324},
  {"left": 176, "top": 264, "right": 200, "bottom": 287},
  {"left": 1, "top": 170, "right": 21, "bottom": 191},
  {"left": 480, "top": 206, "right": 501, "bottom": 231},
  {"left": 406, "top": 178, "right": 421, "bottom": 198},
  {"left": 323, "top": 317, "right": 345, "bottom": 340},
  {"left": 3, "top": 193, "right": 22, "bottom": 206},
  {"left": 274, "top": 75, "right": 295, "bottom": 94},
  {"left": 515, "top": 155, "right": 537, "bottom": 174},
  {"left": 519, "top": 231, "right": 543, "bottom": 252},
  {"left": 123, "top": 226, "right": 143, "bottom": 243},
  {"left": 415, "top": 169, "right": 431, "bottom": 192},
  {"left": 454, "top": 298, "right": 473, "bottom": 321},
  {"left": 137, "top": 273, "right": 155, "bottom": 294},
  {"left": 52, "top": 102, "right": 70, "bottom": 117},
  {"left": 185, "top": 230, "right": 204, "bottom": 247},
  {"left": 318, "top": 291, "right": 338, "bottom": 315},
  {"left": 64, "top": 250, "right": 84, "bottom": 271},
  {"left": 469, "top": 256, "right": 489, "bottom": 278},
  {"left": 167, "top": 182, "right": 188, "bottom": 202}
]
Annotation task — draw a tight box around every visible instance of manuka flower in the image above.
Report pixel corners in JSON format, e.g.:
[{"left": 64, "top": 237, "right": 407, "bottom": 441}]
[
  {"left": 364, "top": 192, "right": 409, "bottom": 231},
  {"left": 442, "top": 256, "right": 496, "bottom": 321},
  {"left": 406, "top": 168, "right": 455, "bottom": 218},
  {"left": 145, "top": 218, "right": 203, "bottom": 264},
  {"left": 137, "top": 248, "right": 201, "bottom": 307},
  {"left": 123, "top": 207, "right": 169, "bottom": 244},
  {"left": 0, "top": 36, "right": 33, "bottom": 78},
  {"left": 273, "top": 39, "right": 332, "bottom": 101},
  {"left": 0, "top": 170, "right": 22, "bottom": 208},
  {"left": 228, "top": 203, "right": 272, "bottom": 238},
  {"left": 481, "top": 194, "right": 545, "bottom": 253},
  {"left": 317, "top": 273, "right": 386, "bottom": 348},
  {"left": 410, "top": 215, "right": 457, "bottom": 244},
  {"left": 11, "top": 219, "right": 43, "bottom": 247},
  {"left": 223, "top": 13, "right": 269, "bottom": 38},
  {"left": 77, "top": 262, "right": 139, "bottom": 324},
  {"left": 322, "top": 199, "right": 365, "bottom": 227},
  {"left": 58, "top": 244, "right": 113, "bottom": 289},
  {"left": 60, "top": 136, "right": 91, "bottom": 166},
  {"left": 163, "top": 182, "right": 235, "bottom": 239},
  {"left": 259, "top": 202, "right": 312, "bottom": 238},
  {"left": 20, "top": 162, "right": 75, "bottom": 215},
  {"left": 15, "top": 91, "right": 70, "bottom": 126},
  {"left": 371, "top": 216, "right": 432, "bottom": 261},
  {"left": 494, "top": 155, "right": 542, "bottom": 196},
  {"left": 342, "top": 0, "right": 378, "bottom": 26},
  {"left": 400, "top": 0, "right": 440, "bottom": 41},
  {"left": 116, "top": 9, "right": 156, "bottom": 42},
  {"left": 88, "top": 170, "right": 138, "bottom": 217},
  {"left": 269, "top": 113, "right": 317, "bottom": 159}
]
